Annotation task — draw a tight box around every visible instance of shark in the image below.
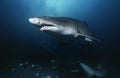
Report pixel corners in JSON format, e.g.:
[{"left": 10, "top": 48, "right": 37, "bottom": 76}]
[
  {"left": 80, "top": 62, "right": 106, "bottom": 78},
  {"left": 28, "top": 16, "right": 98, "bottom": 45}
]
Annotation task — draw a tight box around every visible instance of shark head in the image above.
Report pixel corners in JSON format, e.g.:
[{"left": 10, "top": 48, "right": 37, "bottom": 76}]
[{"left": 29, "top": 16, "right": 65, "bottom": 34}]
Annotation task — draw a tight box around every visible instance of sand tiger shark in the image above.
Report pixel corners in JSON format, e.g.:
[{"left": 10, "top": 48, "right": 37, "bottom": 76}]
[
  {"left": 29, "top": 16, "right": 98, "bottom": 45},
  {"left": 80, "top": 62, "right": 106, "bottom": 78}
]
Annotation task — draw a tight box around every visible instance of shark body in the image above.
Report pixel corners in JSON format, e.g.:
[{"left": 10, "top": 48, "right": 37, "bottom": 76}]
[
  {"left": 29, "top": 16, "right": 98, "bottom": 45},
  {"left": 80, "top": 62, "right": 106, "bottom": 78}
]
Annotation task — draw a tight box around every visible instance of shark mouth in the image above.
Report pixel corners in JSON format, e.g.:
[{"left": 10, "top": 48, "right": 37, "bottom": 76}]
[{"left": 40, "top": 24, "right": 57, "bottom": 31}]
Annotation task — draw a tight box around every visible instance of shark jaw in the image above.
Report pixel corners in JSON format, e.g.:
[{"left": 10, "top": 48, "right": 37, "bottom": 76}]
[
  {"left": 40, "top": 26, "right": 58, "bottom": 31},
  {"left": 39, "top": 24, "right": 58, "bottom": 31}
]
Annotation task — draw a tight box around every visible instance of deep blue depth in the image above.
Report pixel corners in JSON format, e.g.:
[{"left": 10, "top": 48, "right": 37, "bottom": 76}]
[{"left": 0, "top": 0, "right": 120, "bottom": 78}]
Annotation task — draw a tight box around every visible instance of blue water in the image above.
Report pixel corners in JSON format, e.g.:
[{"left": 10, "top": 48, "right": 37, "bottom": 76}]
[{"left": 0, "top": 0, "right": 120, "bottom": 78}]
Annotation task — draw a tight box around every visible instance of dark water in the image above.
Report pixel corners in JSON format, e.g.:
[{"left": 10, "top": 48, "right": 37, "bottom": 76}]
[{"left": 0, "top": 0, "right": 120, "bottom": 78}]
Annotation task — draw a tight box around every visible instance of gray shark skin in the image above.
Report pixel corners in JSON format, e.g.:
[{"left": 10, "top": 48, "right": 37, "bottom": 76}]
[
  {"left": 80, "top": 62, "right": 106, "bottom": 78},
  {"left": 29, "top": 16, "right": 98, "bottom": 45}
]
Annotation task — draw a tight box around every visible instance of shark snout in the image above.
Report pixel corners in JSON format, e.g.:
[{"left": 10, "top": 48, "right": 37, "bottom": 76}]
[
  {"left": 28, "top": 18, "right": 33, "bottom": 23},
  {"left": 29, "top": 18, "right": 40, "bottom": 25}
]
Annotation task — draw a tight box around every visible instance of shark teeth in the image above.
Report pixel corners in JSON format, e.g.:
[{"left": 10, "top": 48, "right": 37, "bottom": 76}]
[
  {"left": 40, "top": 26, "right": 57, "bottom": 31},
  {"left": 40, "top": 26, "right": 48, "bottom": 31}
]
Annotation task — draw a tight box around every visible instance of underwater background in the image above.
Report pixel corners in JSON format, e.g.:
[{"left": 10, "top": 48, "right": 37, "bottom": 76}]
[{"left": 0, "top": 0, "right": 120, "bottom": 78}]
